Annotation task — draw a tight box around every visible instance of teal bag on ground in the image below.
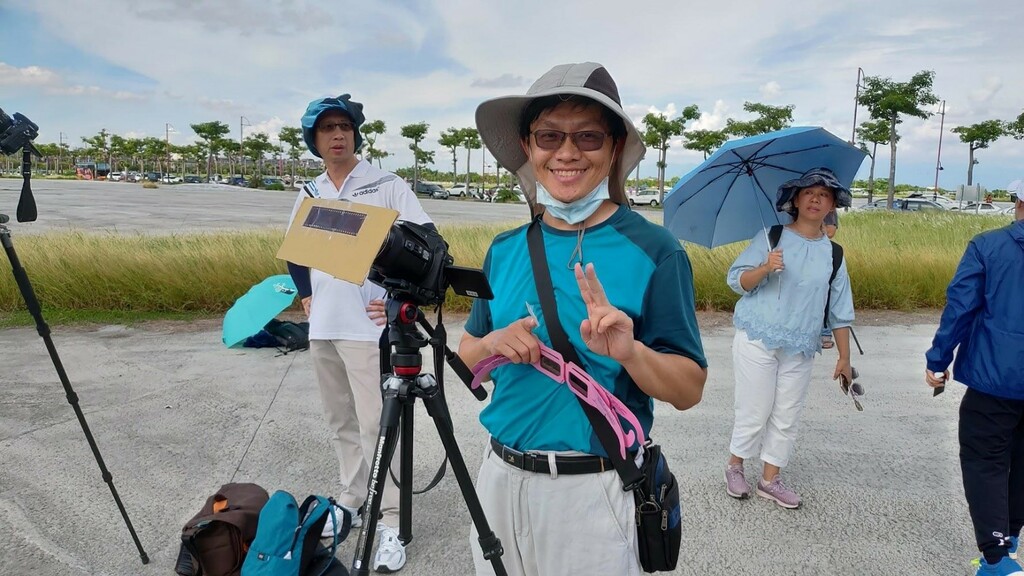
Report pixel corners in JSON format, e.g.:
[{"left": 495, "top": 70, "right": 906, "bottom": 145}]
[{"left": 241, "top": 491, "right": 345, "bottom": 576}]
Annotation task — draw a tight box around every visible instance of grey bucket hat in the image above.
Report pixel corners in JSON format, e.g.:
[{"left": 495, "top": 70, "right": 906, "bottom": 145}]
[
  {"left": 776, "top": 167, "right": 854, "bottom": 214},
  {"left": 475, "top": 62, "right": 645, "bottom": 214}
]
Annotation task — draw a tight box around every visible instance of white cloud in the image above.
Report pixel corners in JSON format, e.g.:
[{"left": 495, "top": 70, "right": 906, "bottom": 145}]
[
  {"left": 7, "top": 0, "right": 1024, "bottom": 186},
  {"left": 760, "top": 81, "right": 782, "bottom": 99},
  {"left": 0, "top": 62, "right": 60, "bottom": 86}
]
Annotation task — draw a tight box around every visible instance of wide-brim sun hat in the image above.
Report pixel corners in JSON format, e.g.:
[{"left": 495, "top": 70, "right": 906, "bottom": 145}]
[
  {"left": 301, "top": 94, "right": 365, "bottom": 158},
  {"left": 475, "top": 62, "right": 645, "bottom": 214},
  {"left": 776, "top": 167, "right": 854, "bottom": 214}
]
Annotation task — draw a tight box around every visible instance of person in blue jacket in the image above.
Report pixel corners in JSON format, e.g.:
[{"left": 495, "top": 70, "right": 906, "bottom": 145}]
[{"left": 926, "top": 194, "right": 1024, "bottom": 576}]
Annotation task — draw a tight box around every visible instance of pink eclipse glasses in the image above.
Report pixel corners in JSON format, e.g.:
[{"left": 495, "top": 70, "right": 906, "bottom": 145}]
[{"left": 471, "top": 343, "right": 646, "bottom": 459}]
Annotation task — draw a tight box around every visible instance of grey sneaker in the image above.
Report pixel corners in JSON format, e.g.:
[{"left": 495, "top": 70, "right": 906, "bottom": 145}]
[
  {"left": 756, "top": 475, "right": 801, "bottom": 509},
  {"left": 725, "top": 463, "right": 750, "bottom": 499}
]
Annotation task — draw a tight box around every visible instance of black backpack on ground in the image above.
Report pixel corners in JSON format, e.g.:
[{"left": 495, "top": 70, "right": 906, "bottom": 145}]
[{"left": 244, "top": 320, "right": 310, "bottom": 353}]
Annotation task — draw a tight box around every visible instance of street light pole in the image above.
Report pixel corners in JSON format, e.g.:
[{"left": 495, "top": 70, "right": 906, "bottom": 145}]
[
  {"left": 58, "top": 132, "right": 65, "bottom": 176},
  {"left": 240, "top": 116, "right": 251, "bottom": 178},
  {"left": 933, "top": 100, "right": 946, "bottom": 199},
  {"left": 851, "top": 67, "right": 865, "bottom": 143},
  {"left": 165, "top": 123, "right": 174, "bottom": 177}
]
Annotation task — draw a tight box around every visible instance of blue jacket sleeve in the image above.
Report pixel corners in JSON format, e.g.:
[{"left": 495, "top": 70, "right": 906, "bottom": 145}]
[
  {"left": 287, "top": 261, "right": 312, "bottom": 299},
  {"left": 925, "top": 241, "right": 985, "bottom": 372}
]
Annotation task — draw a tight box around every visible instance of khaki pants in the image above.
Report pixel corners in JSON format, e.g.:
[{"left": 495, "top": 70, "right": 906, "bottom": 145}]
[
  {"left": 470, "top": 442, "right": 640, "bottom": 576},
  {"left": 311, "top": 339, "right": 400, "bottom": 526}
]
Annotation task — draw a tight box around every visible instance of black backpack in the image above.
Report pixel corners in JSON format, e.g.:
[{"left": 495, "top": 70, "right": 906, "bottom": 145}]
[
  {"left": 768, "top": 224, "right": 844, "bottom": 328},
  {"left": 243, "top": 320, "right": 310, "bottom": 353}
]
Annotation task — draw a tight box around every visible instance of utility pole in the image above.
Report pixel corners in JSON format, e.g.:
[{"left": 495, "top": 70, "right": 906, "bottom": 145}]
[
  {"left": 58, "top": 132, "right": 65, "bottom": 175},
  {"left": 165, "top": 123, "right": 174, "bottom": 176},
  {"left": 933, "top": 100, "right": 946, "bottom": 199},
  {"left": 239, "top": 116, "right": 251, "bottom": 178},
  {"left": 851, "top": 67, "right": 865, "bottom": 143}
]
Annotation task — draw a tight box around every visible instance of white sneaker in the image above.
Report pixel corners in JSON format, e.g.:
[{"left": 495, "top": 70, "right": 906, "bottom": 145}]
[
  {"left": 373, "top": 523, "right": 406, "bottom": 573},
  {"left": 320, "top": 503, "right": 361, "bottom": 538}
]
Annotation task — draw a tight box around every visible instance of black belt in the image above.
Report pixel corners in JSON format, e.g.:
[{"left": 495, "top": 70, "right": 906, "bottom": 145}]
[{"left": 489, "top": 437, "right": 611, "bottom": 475}]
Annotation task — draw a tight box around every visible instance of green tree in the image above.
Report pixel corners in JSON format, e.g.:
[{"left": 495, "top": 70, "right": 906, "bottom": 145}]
[
  {"left": 140, "top": 137, "right": 166, "bottom": 175},
  {"left": 855, "top": 118, "right": 893, "bottom": 204},
  {"left": 362, "top": 120, "right": 388, "bottom": 168},
  {"left": 278, "top": 126, "right": 304, "bottom": 187},
  {"left": 642, "top": 105, "right": 700, "bottom": 201},
  {"left": 242, "top": 132, "right": 275, "bottom": 185},
  {"left": 191, "top": 121, "right": 231, "bottom": 181},
  {"left": 951, "top": 120, "right": 1005, "bottom": 186},
  {"left": 1006, "top": 110, "right": 1024, "bottom": 140},
  {"left": 857, "top": 70, "right": 939, "bottom": 209},
  {"left": 724, "top": 102, "right": 794, "bottom": 137},
  {"left": 109, "top": 134, "right": 130, "bottom": 174},
  {"left": 438, "top": 127, "right": 465, "bottom": 182},
  {"left": 682, "top": 129, "right": 728, "bottom": 160},
  {"left": 81, "top": 128, "right": 111, "bottom": 167},
  {"left": 461, "top": 128, "right": 481, "bottom": 193},
  {"left": 400, "top": 122, "right": 429, "bottom": 190}
]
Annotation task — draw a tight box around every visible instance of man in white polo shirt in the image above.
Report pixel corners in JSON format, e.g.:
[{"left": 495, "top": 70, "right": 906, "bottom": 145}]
[{"left": 286, "top": 94, "right": 432, "bottom": 573}]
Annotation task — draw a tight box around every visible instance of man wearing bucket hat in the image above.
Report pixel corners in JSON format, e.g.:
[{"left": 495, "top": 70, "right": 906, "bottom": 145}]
[
  {"left": 286, "top": 94, "right": 432, "bottom": 572},
  {"left": 458, "top": 62, "right": 707, "bottom": 574},
  {"left": 722, "top": 167, "right": 855, "bottom": 509},
  {"left": 925, "top": 194, "right": 1024, "bottom": 576}
]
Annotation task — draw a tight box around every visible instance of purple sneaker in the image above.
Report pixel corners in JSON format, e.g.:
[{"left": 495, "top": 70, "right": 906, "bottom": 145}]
[
  {"left": 725, "top": 463, "right": 750, "bottom": 499},
  {"left": 756, "top": 475, "right": 801, "bottom": 509}
]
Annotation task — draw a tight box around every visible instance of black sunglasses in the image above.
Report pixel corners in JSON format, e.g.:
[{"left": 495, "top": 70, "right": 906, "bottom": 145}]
[{"left": 531, "top": 129, "right": 608, "bottom": 152}]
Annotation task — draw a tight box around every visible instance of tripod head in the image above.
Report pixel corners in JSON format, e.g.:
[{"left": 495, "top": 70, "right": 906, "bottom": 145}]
[
  {"left": 0, "top": 107, "right": 40, "bottom": 223},
  {"left": 381, "top": 297, "right": 487, "bottom": 401}
]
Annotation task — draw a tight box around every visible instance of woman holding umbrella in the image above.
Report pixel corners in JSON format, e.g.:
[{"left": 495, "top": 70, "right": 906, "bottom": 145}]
[{"left": 722, "top": 167, "right": 855, "bottom": 509}]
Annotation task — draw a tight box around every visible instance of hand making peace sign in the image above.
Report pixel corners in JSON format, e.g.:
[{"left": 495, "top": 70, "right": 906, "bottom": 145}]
[{"left": 574, "top": 262, "right": 637, "bottom": 363}]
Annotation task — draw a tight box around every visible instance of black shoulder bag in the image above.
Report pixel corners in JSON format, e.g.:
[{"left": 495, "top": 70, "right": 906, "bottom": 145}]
[{"left": 526, "top": 217, "right": 681, "bottom": 572}]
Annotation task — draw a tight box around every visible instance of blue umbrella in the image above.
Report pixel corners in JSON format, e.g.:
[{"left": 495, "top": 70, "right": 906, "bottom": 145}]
[
  {"left": 664, "top": 126, "right": 866, "bottom": 248},
  {"left": 222, "top": 274, "right": 298, "bottom": 347}
]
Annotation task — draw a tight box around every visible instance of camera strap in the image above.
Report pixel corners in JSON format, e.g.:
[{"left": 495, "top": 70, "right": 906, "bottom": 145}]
[{"left": 526, "top": 217, "right": 643, "bottom": 491}]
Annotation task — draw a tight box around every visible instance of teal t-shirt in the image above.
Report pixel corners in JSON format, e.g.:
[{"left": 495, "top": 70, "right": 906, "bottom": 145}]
[{"left": 465, "top": 205, "right": 706, "bottom": 456}]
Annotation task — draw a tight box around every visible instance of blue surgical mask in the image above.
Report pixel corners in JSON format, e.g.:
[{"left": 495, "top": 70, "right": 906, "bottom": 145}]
[{"left": 535, "top": 178, "right": 610, "bottom": 225}]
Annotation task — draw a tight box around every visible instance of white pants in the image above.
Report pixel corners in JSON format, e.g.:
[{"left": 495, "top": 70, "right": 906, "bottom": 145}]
[
  {"left": 470, "top": 443, "right": 641, "bottom": 576},
  {"left": 728, "top": 330, "right": 816, "bottom": 468},
  {"left": 310, "top": 339, "right": 400, "bottom": 525}
]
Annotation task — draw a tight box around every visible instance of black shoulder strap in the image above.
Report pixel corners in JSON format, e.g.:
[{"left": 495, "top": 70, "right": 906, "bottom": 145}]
[
  {"left": 768, "top": 224, "right": 783, "bottom": 250},
  {"left": 823, "top": 241, "right": 844, "bottom": 328},
  {"left": 525, "top": 217, "right": 644, "bottom": 490}
]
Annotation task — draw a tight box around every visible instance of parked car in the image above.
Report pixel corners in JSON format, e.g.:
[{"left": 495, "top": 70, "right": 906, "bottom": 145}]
[
  {"left": 162, "top": 174, "right": 183, "bottom": 184},
  {"left": 951, "top": 202, "right": 1002, "bottom": 215},
  {"left": 413, "top": 181, "right": 448, "bottom": 199},
  {"left": 446, "top": 183, "right": 478, "bottom": 198},
  {"left": 897, "top": 198, "right": 946, "bottom": 212},
  {"left": 227, "top": 176, "right": 248, "bottom": 187},
  {"left": 291, "top": 178, "right": 310, "bottom": 189},
  {"left": 183, "top": 175, "right": 202, "bottom": 184},
  {"left": 108, "top": 172, "right": 123, "bottom": 182},
  {"left": 628, "top": 188, "right": 661, "bottom": 207}
]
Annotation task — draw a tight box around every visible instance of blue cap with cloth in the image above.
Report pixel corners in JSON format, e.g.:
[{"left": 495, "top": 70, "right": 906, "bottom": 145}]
[{"left": 301, "top": 94, "right": 365, "bottom": 157}]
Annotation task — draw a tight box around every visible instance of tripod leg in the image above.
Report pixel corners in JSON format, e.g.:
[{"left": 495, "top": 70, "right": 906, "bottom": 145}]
[
  {"left": 419, "top": 376, "right": 507, "bottom": 576},
  {"left": 0, "top": 228, "right": 149, "bottom": 564},
  {"left": 351, "top": 377, "right": 405, "bottom": 576},
  {"left": 399, "top": 400, "right": 414, "bottom": 545}
]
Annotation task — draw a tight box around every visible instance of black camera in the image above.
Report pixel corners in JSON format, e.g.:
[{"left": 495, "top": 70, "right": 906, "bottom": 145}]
[
  {"left": 0, "top": 108, "right": 40, "bottom": 156},
  {"left": 368, "top": 221, "right": 492, "bottom": 307}
]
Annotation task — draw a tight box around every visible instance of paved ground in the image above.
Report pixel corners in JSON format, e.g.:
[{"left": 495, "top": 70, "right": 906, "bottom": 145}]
[{"left": 0, "top": 179, "right": 987, "bottom": 575}]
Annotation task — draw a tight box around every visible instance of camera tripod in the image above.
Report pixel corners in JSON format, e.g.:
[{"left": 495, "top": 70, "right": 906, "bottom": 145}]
[
  {"left": 350, "top": 298, "right": 505, "bottom": 575},
  {"left": 0, "top": 215, "right": 149, "bottom": 564}
]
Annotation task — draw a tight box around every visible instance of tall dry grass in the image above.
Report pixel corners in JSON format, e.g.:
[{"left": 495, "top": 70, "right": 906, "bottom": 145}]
[{"left": 0, "top": 212, "right": 1013, "bottom": 323}]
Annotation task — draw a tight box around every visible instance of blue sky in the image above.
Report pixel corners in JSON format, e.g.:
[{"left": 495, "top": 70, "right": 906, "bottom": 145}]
[{"left": 2, "top": 0, "right": 1023, "bottom": 190}]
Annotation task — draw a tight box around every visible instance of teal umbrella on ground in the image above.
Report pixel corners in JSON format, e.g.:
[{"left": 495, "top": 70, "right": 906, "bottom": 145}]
[{"left": 222, "top": 274, "right": 298, "bottom": 347}]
